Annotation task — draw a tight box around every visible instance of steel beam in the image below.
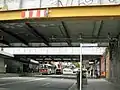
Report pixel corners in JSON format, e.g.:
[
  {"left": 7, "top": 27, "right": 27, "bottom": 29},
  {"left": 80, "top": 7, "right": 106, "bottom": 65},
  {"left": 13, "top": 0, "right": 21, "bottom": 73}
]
[
  {"left": 92, "top": 21, "right": 103, "bottom": 37},
  {"left": 0, "top": 5, "right": 120, "bottom": 21},
  {"left": 61, "top": 21, "right": 72, "bottom": 46},
  {"left": 0, "top": 26, "right": 29, "bottom": 46},
  {"left": 0, "top": 36, "right": 10, "bottom": 46},
  {"left": 25, "top": 23, "right": 50, "bottom": 46},
  {"left": 0, "top": 40, "right": 10, "bottom": 46}
]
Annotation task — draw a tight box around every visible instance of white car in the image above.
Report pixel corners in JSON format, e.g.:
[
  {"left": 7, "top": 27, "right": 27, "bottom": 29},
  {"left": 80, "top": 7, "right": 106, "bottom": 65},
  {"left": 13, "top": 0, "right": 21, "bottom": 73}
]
[
  {"left": 73, "top": 68, "right": 80, "bottom": 73},
  {"left": 63, "top": 68, "right": 73, "bottom": 75}
]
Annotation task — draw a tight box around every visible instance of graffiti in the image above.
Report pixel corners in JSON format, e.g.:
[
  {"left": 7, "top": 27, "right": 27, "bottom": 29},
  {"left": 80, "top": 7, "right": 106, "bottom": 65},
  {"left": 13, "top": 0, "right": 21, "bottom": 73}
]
[
  {"left": 49, "top": 0, "right": 57, "bottom": 5},
  {"left": 108, "top": 0, "right": 116, "bottom": 3},
  {"left": 78, "top": 0, "right": 93, "bottom": 5},
  {"left": 78, "top": 0, "right": 119, "bottom": 5},
  {"left": 49, "top": 0, "right": 63, "bottom": 6},
  {"left": 6, "top": 0, "right": 19, "bottom": 3},
  {"left": 49, "top": 0, "right": 62, "bottom": 6},
  {"left": 84, "top": 0, "right": 93, "bottom": 4},
  {"left": 0, "top": 0, "right": 119, "bottom": 10}
]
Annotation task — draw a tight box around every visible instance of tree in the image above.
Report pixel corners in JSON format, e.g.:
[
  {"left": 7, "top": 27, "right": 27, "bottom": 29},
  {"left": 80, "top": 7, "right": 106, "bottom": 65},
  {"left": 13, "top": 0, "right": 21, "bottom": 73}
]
[{"left": 72, "top": 62, "right": 80, "bottom": 68}]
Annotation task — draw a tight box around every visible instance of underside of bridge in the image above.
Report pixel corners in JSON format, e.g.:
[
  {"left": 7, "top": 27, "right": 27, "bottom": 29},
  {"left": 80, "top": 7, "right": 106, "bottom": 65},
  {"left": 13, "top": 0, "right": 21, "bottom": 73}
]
[
  {"left": 0, "top": 20, "right": 110, "bottom": 47},
  {"left": 0, "top": 5, "right": 120, "bottom": 88},
  {"left": 0, "top": 5, "right": 120, "bottom": 47},
  {"left": 0, "top": 19, "right": 117, "bottom": 47}
]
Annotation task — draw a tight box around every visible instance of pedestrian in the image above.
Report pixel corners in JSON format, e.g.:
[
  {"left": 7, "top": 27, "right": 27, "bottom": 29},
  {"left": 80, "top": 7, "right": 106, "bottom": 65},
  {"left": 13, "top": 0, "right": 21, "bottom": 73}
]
[{"left": 95, "top": 70, "right": 98, "bottom": 78}]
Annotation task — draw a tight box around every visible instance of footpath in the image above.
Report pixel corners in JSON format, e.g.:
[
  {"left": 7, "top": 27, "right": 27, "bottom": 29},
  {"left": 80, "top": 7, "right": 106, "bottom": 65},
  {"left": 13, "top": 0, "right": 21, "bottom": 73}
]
[{"left": 83, "top": 79, "right": 119, "bottom": 90}]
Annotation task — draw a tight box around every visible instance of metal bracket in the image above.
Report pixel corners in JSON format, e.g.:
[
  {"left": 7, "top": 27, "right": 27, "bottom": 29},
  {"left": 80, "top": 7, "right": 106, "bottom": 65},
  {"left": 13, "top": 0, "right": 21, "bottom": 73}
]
[
  {"left": 0, "top": 36, "right": 3, "bottom": 40},
  {"left": 45, "top": 8, "right": 49, "bottom": 17},
  {"left": 79, "top": 33, "right": 82, "bottom": 40}
]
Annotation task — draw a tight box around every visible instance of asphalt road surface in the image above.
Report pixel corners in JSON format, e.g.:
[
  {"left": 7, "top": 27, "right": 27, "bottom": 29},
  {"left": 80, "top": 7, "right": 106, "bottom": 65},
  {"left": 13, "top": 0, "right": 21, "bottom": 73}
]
[
  {"left": 0, "top": 77, "right": 76, "bottom": 90},
  {"left": 35, "top": 74, "right": 76, "bottom": 79}
]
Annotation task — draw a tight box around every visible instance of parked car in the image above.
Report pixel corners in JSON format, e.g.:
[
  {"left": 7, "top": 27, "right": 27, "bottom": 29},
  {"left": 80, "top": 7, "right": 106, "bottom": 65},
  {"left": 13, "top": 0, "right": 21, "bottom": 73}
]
[
  {"left": 56, "top": 69, "right": 63, "bottom": 74},
  {"left": 63, "top": 68, "right": 73, "bottom": 75},
  {"left": 73, "top": 68, "right": 80, "bottom": 73},
  {"left": 82, "top": 69, "right": 88, "bottom": 85}
]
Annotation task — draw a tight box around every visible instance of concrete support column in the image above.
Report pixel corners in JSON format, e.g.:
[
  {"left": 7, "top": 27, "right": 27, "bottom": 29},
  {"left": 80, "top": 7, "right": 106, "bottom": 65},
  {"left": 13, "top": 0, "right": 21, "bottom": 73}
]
[
  {"left": 0, "top": 57, "right": 5, "bottom": 73},
  {"left": 112, "top": 57, "right": 117, "bottom": 83},
  {"left": 109, "top": 37, "right": 120, "bottom": 86},
  {"left": 109, "top": 57, "right": 113, "bottom": 82},
  {"left": 116, "top": 58, "right": 120, "bottom": 83},
  {"left": 114, "top": 57, "right": 117, "bottom": 83}
]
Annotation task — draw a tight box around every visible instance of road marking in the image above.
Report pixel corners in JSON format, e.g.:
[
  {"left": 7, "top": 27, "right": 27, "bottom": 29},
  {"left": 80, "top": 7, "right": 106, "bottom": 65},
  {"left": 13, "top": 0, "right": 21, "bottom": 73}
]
[
  {"left": 41, "top": 83, "right": 50, "bottom": 86},
  {"left": 0, "top": 78, "right": 46, "bottom": 86},
  {"left": 0, "top": 88, "right": 9, "bottom": 90},
  {"left": 68, "top": 82, "right": 77, "bottom": 90},
  {"left": 61, "top": 78, "right": 64, "bottom": 80}
]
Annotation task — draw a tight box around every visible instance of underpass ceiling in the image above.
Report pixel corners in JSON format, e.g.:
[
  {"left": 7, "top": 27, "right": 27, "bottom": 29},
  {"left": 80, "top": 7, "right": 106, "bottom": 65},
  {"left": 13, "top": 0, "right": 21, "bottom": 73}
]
[
  {"left": 0, "top": 54, "right": 13, "bottom": 58},
  {"left": 0, "top": 19, "right": 119, "bottom": 47}
]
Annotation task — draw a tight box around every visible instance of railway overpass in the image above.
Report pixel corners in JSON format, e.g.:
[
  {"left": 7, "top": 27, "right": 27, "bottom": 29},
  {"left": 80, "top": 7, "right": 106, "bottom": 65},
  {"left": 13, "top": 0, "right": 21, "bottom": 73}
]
[
  {"left": 0, "top": 3, "right": 120, "bottom": 90},
  {"left": 2, "top": 47, "right": 104, "bottom": 63}
]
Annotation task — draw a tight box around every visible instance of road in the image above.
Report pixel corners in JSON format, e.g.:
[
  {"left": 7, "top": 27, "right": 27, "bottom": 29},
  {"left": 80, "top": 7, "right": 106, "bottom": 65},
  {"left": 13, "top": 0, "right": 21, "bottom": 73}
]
[
  {"left": 0, "top": 77, "right": 76, "bottom": 90},
  {"left": 34, "top": 74, "right": 76, "bottom": 79}
]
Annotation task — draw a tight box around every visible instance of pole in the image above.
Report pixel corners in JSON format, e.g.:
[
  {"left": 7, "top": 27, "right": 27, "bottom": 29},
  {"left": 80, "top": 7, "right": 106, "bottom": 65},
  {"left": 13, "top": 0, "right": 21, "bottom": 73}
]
[
  {"left": 78, "top": 0, "right": 80, "bottom": 5},
  {"left": 57, "top": 0, "right": 59, "bottom": 7},
  {"left": 40, "top": 0, "right": 42, "bottom": 8},
  {"left": 80, "top": 43, "right": 82, "bottom": 90},
  {"left": 19, "top": 0, "right": 23, "bottom": 9}
]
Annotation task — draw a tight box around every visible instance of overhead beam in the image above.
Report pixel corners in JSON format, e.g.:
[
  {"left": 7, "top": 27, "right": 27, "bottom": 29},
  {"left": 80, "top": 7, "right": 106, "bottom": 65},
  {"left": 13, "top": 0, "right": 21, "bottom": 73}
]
[
  {"left": 25, "top": 23, "right": 50, "bottom": 46},
  {"left": 0, "top": 40, "right": 10, "bottom": 46},
  {"left": 0, "top": 36, "right": 10, "bottom": 46},
  {"left": 92, "top": 21, "right": 103, "bottom": 37},
  {"left": 61, "top": 21, "right": 72, "bottom": 46},
  {"left": 0, "top": 26, "right": 29, "bottom": 46},
  {"left": 0, "top": 5, "right": 120, "bottom": 21}
]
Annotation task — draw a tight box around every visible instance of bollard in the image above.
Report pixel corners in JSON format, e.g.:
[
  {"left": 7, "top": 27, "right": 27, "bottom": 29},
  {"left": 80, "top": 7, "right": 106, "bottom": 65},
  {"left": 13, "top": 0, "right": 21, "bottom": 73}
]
[
  {"left": 77, "top": 71, "right": 80, "bottom": 90},
  {"left": 77, "top": 70, "right": 87, "bottom": 90}
]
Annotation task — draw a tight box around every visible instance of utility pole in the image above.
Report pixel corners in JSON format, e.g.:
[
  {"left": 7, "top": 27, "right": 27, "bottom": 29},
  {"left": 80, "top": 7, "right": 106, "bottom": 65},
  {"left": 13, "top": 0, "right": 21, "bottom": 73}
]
[
  {"left": 80, "top": 43, "right": 82, "bottom": 90},
  {"left": 19, "top": 0, "right": 23, "bottom": 9},
  {"left": 57, "top": 0, "right": 59, "bottom": 7}
]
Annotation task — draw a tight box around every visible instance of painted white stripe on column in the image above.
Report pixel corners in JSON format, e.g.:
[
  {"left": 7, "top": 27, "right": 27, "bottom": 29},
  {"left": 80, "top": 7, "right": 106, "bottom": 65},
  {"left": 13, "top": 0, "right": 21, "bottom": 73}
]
[
  {"left": 40, "top": 10, "right": 45, "bottom": 17},
  {"left": 32, "top": 10, "right": 37, "bottom": 17},
  {"left": 25, "top": 11, "right": 29, "bottom": 18}
]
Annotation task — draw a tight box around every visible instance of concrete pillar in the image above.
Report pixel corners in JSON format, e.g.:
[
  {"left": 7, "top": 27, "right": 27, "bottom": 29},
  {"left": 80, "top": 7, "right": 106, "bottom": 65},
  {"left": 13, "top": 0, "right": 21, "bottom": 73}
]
[
  {"left": 0, "top": 57, "right": 5, "bottom": 73},
  {"left": 116, "top": 58, "right": 120, "bottom": 83},
  {"left": 109, "top": 38, "right": 120, "bottom": 86}
]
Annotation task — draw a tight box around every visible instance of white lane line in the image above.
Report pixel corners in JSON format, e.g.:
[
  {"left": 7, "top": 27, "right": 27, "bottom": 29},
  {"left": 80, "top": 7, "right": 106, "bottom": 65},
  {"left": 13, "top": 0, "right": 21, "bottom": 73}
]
[
  {"left": 41, "top": 83, "right": 50, "bottom": 86},
  {"left": 61, "top": 78, "right": 64, "bottom": 80},
  {"left": 0, "top": 78, "right": 46, "bottom": 86},
  {"left": 68, "top": 82, "right": 77, "bottom": 90}
]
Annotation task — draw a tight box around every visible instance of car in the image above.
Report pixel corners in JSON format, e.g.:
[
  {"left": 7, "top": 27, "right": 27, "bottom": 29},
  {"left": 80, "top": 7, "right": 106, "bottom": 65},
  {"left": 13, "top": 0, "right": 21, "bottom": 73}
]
[
  {"left": 73, "top": 68, "right": 80, "bottom": 73},
  {"left": 63, "top": 68, "right": 73, "bottom": 75},
  {"left": 56, "top": 69, "right": 63, "bottom": 74},
  {"left": 82, "top": 69, "right": 88, "bottom": 85}
]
